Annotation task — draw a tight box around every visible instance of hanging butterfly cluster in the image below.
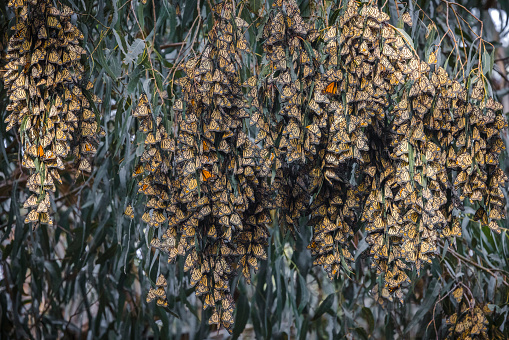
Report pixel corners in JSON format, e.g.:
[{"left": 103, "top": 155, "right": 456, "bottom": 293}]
[
  {"left": 250, "top": 0, "right": 320, "bottom": 232},
  {"left": 446, "top": 301, "right": 491, "bottom": 339},
  {"left": 130, "top": 1, "right": 271, "bottom": 332},
  {"left": 304, "top": 4, "right": 374, "bottom": 278},
  {"left": 310, "top": 1, "right": 507, "bottom": 302},
  {"left": 129, "top": 0, "right": 507, "bottom": 332},
  {"left": 128, "top": 93, "right": 173, "bottom": 229},
  {"left": 146, "top": 274, "right": 168, "bottom": 307},
  {"left": 3, "top": 0, "right": 102, "bottom": 225}
]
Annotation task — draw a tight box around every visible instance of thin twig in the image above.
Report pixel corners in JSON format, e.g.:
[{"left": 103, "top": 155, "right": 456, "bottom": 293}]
[
  {"left": 440, "top": 241, "right": 509, "bottom": 287},
  {"left": 493, "top": 64, "right": 509, "bottom": 84},
  {"left": 426, "top": 284, "right": 453, "bottom": 340},
  {"left": 449, "top": 6, "right": 468, "bottom": 80},
  {"left": 160, "top": 42, "right": 187, "bottom": 49},
  {"left": 494, "top": 56, "right": 509, "bottom": 63}
]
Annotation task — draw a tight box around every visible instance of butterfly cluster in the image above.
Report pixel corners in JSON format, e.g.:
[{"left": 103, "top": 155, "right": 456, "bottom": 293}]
[
  {"left": 446, "top": 302, "right": 491, "bottom": 339},
  {"left": 249, "top": 0, "right": 321, "bottom": 233},
  {"left": 3, "top": 0, "right": 102, "bottom": 226},
  {"left": 129, "top": 93, "right": 173, "bottom": 230},
  {"left": 311, "top": 1, "right": 507, "bottom": 302},
  {"left": 128, "top": 0, "right": 507, "bottom": 331},
  {"left": 146, "top": 274, "right": 169, "bottom": 308},
  {"left": 129, "top": 1, "right": 271, "bottom": 332}
]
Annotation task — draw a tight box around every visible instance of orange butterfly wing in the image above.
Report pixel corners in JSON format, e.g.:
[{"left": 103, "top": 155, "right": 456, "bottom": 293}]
[
  {"left": 322, "top": 82, "right": 338, "bottom": 95},
  {"left": 201, "top": 169, "right": 212, "bottom": 181}
]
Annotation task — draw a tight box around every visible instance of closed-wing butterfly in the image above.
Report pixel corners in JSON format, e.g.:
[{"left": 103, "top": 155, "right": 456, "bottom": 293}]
[
  {"left": 473, "top": 207, "right": 489, "bottom": 225},
  {"left": 124, "top": 205, "right": 134, "bottom": 219}
]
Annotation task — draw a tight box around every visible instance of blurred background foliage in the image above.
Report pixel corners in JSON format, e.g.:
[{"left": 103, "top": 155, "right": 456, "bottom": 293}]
[{"left": 1, "top": 0, "right": 509, "bottom": 339}]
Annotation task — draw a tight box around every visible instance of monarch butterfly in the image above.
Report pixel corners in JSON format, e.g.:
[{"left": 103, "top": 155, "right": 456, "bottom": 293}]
[
  {"left": 54, "top": 142, "right": 67, "bottom": 157},
  {"left": 36, "top": 200, "right": 50, "bottom": 213},
  {"left": 473, "top": 207, "right": 488, "bottom": 225},
  {"left": 237, "top": 37, "right": 249, "bottom": 52},
  {"left": 23, "top": 194, "right": 39, "bottom": 208},
  {"left": 399, "top": 46, "right": 413, "bottom": 60},
  {"left": 25, "top": 209, "right": 39, "bottom": 223},
  {"left": 207, "top": 310, "right": 220, "bottom": 325},
  {"left": 156, "top": 298, "right": 168, "bottom": 307},
  {"left": 400, "top": 11, "right": 413, "bottom": 27},
  {"left": 78, "top": 158, "right": 92, "bottom": 172},
  {"left": 134, "top": 94, "right": 150, "bottom": 117},
  {"left": 221, "top": 309, "right": 234, "bottom": 325},
  {"left": 9, "top": 88, "right": 26, "bottom": 102},
  {"left": 123, "top": 205, "right": 134, "bottom": 219},
  {"left": 8, "top": 0, "right": 25, "bottom": 8},
  {"left": 489, "top": 208, "right": 504, "bottom": 220},
  {"left": 322, "top": 82, "right": 339, "bottom": 95},
  {"left": 201, "top": 169, "right": 212, "bottom": 181},
  {"left": 146, "top": 287, "right": 160, "bottom": 303}
]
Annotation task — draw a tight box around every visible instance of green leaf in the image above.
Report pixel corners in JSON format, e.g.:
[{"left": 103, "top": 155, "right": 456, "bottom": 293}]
[
  {"left": 354, "top": 327, "right": 369, "bottom": 340},
  {"left": 124, "top": 38, "right": 146, "bottom": 66},
  {"left": 361, "top": 307, "right": 374, "bottom": 333},
  {"left": 404, "top": 281, "right": 443, "bottom": 333},
  {"left": 311, "top": 294, "right": 334, "bottom": 321},
  {"left": 112, "top": 29, "right": 127, "bottom": 55},
  {"left": 232, "top": 293, "right": 250, "bottom": 339},
  {"left": 329, "top": 9, "right": 341, "bottom": 25},
  {"left": 299, "top": 317, "right": 309, "bottom": 340},
  {"left": 297, "top": 274, "right": 309, "bottom": 313},
  {"left": 183, "top": 0, "right": 197, "bottom": 26},
  {"left": 490, "top": 49, "right": 495, "bottom": 78},
  {"left": 482, "top": 47, "right": 490, "bottom": 76}
]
